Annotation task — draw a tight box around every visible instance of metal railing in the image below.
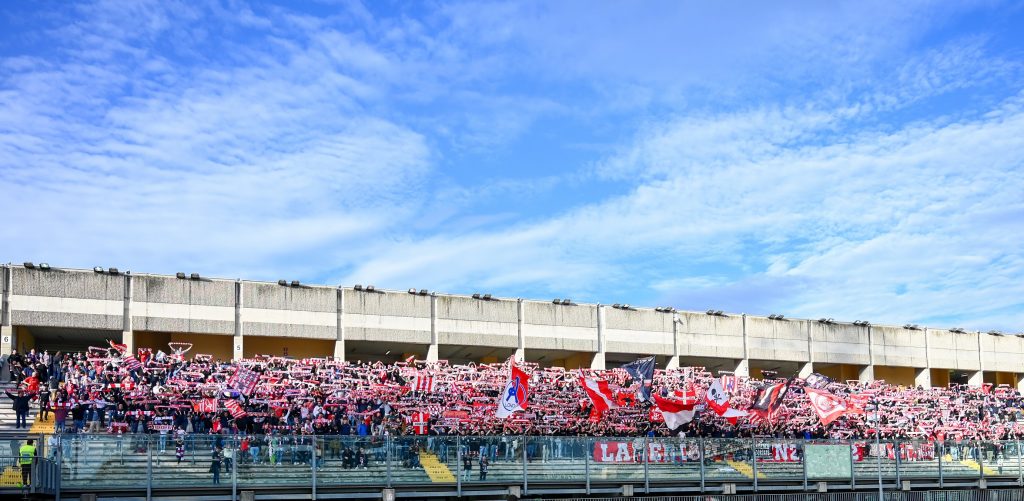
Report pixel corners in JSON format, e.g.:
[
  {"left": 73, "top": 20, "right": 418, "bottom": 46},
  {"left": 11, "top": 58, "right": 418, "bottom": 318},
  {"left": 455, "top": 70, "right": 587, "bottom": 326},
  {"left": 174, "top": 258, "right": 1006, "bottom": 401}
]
[{"left": 28, "top": 434, "right": 1024, "bottom": 497}]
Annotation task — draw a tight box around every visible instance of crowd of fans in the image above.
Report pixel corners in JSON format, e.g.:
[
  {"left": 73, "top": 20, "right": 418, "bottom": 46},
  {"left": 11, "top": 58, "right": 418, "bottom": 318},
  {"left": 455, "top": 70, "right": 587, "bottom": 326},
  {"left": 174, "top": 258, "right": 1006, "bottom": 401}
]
[{"left": 3, "top": 345, "right": 1024, "bottom": 443}]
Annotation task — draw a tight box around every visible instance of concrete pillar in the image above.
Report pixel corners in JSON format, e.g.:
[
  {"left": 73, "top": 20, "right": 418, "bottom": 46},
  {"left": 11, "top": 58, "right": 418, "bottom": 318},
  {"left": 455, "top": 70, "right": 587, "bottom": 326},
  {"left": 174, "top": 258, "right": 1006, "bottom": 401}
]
[
  {"left": 234, "top": 280, "right": 244, "bottom": 361},
  {"left": 664, "top": 313, "right": 680, "bottom": 370},
  {"left": 734, "top": 359, "right": 750, "bottom": 378},
  {"left": 968, "top": 370, "right": 984, "bottom": 387},
  {"left": 427, "top": 294, "right": 439, "bottom": 362},
  {"left": 591, "top": 304, "right": 606, "bottom": 370},
  {"left": 914, "top": 368, "right": 931, "bottom": 388},
  {"left": 799, "top": 362, "right": 814, "bottom": 379},
  {"left": 858, "top": 365, "right": 874, "bottom": 383},
  {"left": 1016, "top": 374, "right": 1024, "bottom": 394},
  {"left": 514, "top": 299, "right": 525, "bottom": 363},
  {"left": 122, "top": 274, "right": 134, "bottom": 354},
  {"left": 334, "top": 287, "right": 345, "bottom": 361},
  {"left": 2, "top": 265, "right": 12, "bottom": 357}
]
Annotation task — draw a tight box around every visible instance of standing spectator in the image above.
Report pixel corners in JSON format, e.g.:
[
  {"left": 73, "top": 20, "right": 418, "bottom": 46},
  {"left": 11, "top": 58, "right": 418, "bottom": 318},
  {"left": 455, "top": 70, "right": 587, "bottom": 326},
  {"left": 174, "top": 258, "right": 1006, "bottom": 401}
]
[
  {"left": 5, "top": 388, "right": 33, "bottom": 429},
  {"left": 19, "top": 439, "right": 36, "bottom": 490},
  {"left": 210, "top": 446, "right": 223, "bottom": 484},
  {"left": 479, "top": 455, "right": 489, "bottom": 481}
]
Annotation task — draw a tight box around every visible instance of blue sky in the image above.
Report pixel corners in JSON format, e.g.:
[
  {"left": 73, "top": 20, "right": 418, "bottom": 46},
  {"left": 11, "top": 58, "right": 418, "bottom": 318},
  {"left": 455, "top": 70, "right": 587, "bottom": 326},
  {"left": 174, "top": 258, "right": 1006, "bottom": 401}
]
[{"left": 2, "top": 1, "right": 1024, "bottom": 331}]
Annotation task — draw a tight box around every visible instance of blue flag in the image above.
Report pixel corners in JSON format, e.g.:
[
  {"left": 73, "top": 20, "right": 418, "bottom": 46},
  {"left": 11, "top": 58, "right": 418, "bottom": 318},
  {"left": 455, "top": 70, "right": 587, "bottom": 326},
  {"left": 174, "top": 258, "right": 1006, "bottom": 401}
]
[{"left": 621, "top": 356, "right": 656, "bottom": 403}]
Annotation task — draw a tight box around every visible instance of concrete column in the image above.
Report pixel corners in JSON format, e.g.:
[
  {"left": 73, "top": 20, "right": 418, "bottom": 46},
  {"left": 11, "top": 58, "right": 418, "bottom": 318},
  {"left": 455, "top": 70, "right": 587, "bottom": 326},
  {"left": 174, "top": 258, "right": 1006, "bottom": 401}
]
[
  {"left": 861, "top": 325, "right": 875, "bottom": 383},
  {"left": 799, "top": 362, "right": 814, "bottom": 379},
  {"left": 121, "top": 273, "right": 134, "bottom": 354},
  {"left": 1016, "top": 374, "right": 1024, "bottom": 394},
  {"left": 858, "top": 365, "right": 874, "bottom": 383},
  {"left": 968, "top": 370, "right": 984, "bottom": 387},
  {"left": 735, "top": 313, "right": 750, "bottom": 378},
  {"left": 334, "top": 287, "right": 345, "bottom": 361},
  {"left": 427, "top": 294, "right": 439, "bottom": 362},
  {"left": 233, "top": 280, "right": 244, "bottom": 361},
  {"left": 591, "top": 304, "right": 606, "bottom": 370},
  {"left": 665, "top": 313, "right": 680, "bottom": 370},
  {"left": 914, "top": 368, "right": 931, "bottom": 388},
  {"left": 514, "top": 299, "right": 525, "bottom": 363},
  {"left": 734, "top": 359, "right": 750, "bottom": 378},
  {"left": 1, "top": 265, "right": 12, "bottom": 356}
]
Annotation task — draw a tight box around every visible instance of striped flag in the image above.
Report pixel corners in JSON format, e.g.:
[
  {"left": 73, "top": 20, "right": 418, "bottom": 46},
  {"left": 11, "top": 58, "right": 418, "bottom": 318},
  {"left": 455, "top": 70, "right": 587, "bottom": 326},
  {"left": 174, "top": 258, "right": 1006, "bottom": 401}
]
[
  {"left": 413, "top": 375, "right": 435, "bottom": 393},
  {"left": 579, "top": 375, "right": 618, "bottom": 414},
  {"left": 225, "top": 399, "right": 247, "bottom": 419}
]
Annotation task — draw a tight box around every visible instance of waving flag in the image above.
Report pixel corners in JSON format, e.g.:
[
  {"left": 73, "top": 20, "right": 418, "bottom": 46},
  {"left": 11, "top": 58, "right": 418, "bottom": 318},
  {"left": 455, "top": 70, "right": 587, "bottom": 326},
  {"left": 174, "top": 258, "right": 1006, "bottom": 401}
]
[
  {"left": 705, "top": 379, "right": 731, "bottom": 416},
  {"left": 621, "top": 356, "right": 655, "bottom": 402},
  {"left": 751, "top": 380, "right": 790, "bottom": 421},
  {"left": 412, "top": 411, "right": 431, "bottom": 435},
  {"left": 804, "top": 373, "right": 832, "bottom": 390},
  {"left": 579, "top": 375, "right": 618, "bottom": 414},
  {"left": 654, "top": 394, "right": 696, "bottom": 430},
  {"left": 805, "top": 387, "right": 848, "bottom": 426},
  {"left": 228, "top": 367, "right": 260, "bottom": 396},
  {"left": 120, "top": 355, "right": 142, "bottom": 372},
  {"left": 225, "top": 399, "right": 247, "bottom": 419},
  {"left": 720, "top": 374, "right": 738, "bottom": 393},
  {"left": 496, "top": 357, "right": 530, "bottom": 419}
]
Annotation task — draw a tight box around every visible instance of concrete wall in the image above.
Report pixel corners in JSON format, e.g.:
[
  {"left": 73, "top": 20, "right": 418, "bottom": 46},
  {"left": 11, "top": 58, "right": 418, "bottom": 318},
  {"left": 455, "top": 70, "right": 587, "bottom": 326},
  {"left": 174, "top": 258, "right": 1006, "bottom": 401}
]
[
  {"left": 929, "top": 329, "right": 980, "bottom": 371},
  {"left": 745, "top": 317, "right": 810, "bottom": 362},
  {"left": 677, "top": 312, "right": 744, "bottom": 359},
  {"left": 981, "top": 333, "right": 1024, "bottom": 373},
  {"left": 435, "top": 296, "right": 518, "bottom": 348},
  {"left": 522, "top": 301, "right": 597, "bottom": 352},
  {"left": 242, "top": 283, "right": 335, "bottom": 339},
  {"left": 133, "top": 275, "right": 235, "bottom": 335},
  {"left": 605, "top": 308, "right": 673, "bottom": 356},
  {"left": 10, "top": 268, "right": 124, "bottom": 330},
  {"left": 343, "top": 290, "right": 431, "bottom": 344},
  {"left": 870, "top": 325, "right": 927, "bottom": 367},
  {"left": 810, "top": 323, "right": 870, "bottom": 365}
]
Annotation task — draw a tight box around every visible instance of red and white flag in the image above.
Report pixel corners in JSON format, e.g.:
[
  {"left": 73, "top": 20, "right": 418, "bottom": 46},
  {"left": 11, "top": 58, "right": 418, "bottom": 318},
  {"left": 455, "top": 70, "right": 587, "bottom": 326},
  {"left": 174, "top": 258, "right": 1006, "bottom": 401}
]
[
  {"left": 193, "top": 397, "right": 218, "bottom": 414},
  {"left": 413, "top": 375, "right": 436, "bottom": 393},
  {"left": 805, "top": 387, "right": 848, "bottom": 426},
  {"left": 225, "top": 399, "right": 247, "bottom": 419},
  {"left": 673, "top": 383, "right": 699, "bottom": 406},
  {"left": 720, "top": 374, "right": 738, "bottom": 393},
  {"left": 412, "top": 411, "right": 430, "bottom": 435},
  {"left": 579, "top": 375, "right": 617, "bottom": 414},
  {"left": 496, "top": 357, "right": 530, "bottom": 419},
  {"left": 705, "top": 379, "right": 731, "bottom": 416},
  {"left": 654, "top": 394, "right": 696, "bottom": 429},
  {"left": 120, "top": 355, "right": 142, "bottom": 371}
]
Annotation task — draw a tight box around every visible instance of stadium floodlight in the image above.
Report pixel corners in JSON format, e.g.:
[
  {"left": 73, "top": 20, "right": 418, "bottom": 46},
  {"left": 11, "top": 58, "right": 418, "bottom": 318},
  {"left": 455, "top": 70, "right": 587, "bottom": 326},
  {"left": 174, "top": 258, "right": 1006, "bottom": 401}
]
[
  {"left": 23, "top": 262, "right": 34, "bottom": 269},
  {"left": 278, "top": 279, "right": 288, "bottom": 286},
  {"left": 988, "top": 330, "right": 1003, "bottom": 336},
  {"left": 561, "top": 299, "right": 572, "bottom": 305},
  {"left": 366, "top": 285, "right": 376, "bottom": 292},
  {"left": 818, "top": 318, "right": 828, "bottom": 324},
  {"left": 950, "top": 327, "right": 965, "bottom": 333},
  {"left": 623, "top": 304, "right": 631, "bottom": 310},
  {"left": 706, "top": 309, "right": 716, "bottom": 315},
  {"left": 715, "top": 310, "right": 724, "bottom": 316},
  {"left": 853, "top": 320, "right": 870, "bottom": 326},
  {"left": 419, "top": 289, "right": 429, "bottom": 296},
  {"left": 108, "top": 268, "right": 120, "bottom": 275},
  {"left": 39, "top": 263, "right": 50, "bottom": 270},
  {"left": 613, "top": 304, "right": 622, "bottom": 309},
  {"left": 409, "top": 288, "right": 418, "bottom": 294},
  {"left": 191, "top": 273, "right": 201, "bottom": 280},
  {"left": 291, "top": 280, "right": 300, "bottom": 287},
  {"left": 903, "top": 324, "right": 920, "bottom": 330},
  {"left": 176, "top": 272, "right": 187, "bottom": 279},
  {"left": 553, "top": 299, "right": 561, "bottom": 304},
  {"left": 354, "top": 284, "right": 363, "bottom": 291},
  {"left": 472, "top": 293, "right": 481, "bottom": 299},
  {"left": 93, "top": 266, "right": 104, "bottom": 273},
  {"left": 483, "top": 294, "right": 493, "bottom": 301}
]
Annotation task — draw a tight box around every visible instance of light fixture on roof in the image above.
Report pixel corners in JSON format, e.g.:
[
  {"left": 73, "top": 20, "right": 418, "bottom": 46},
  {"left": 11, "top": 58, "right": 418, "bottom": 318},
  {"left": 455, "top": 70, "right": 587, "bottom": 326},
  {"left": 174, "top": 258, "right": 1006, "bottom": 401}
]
[
  {"left": 988, "top": 330, "right": 1004, "bottom": 336},
  {"left": 419, "top": 289, "right": 428, "bottom": 296},
  {"left": 769, "top": 314, "right": 786, "bottom": 320},
  {"left": 366, "top": 285, "right": 376, "bottom": 292},
  {"left": 818, "top": 318, "right": 835, "bottom": 324},
  {"left": 291, "top": 280, "right": 300, "bottom": 287},
  {"left": 23, "top": 262, "right": 34, "bottom": 269},
  {"left": 39, "top": 263, "right": 50, "bottom": 270},
  {"left": 853, "top": 320, "right": 870, "bottom": 326},
  {"left": 354, "top": 284, "right": 363, "bottom": 291},
  {"left": 950, "top": 327, "right": 965, "bottom": 334},
  {"left": 613, "top": 304, "right": 622, "bottom": 309},
  {"left": 903, "top": 324, "right": 921, "bottom": 330},
  {"left": 278, "top": 279, "right": 288, "bottom": 286},
  {"left": 472, "top": 293, "right": 481, "bottom": 299},
  {"left": 108, "top": 267, "right": 120, "bottom": 275},
  {"left": 561, "top": 299, "right": 572, "bottom": 305},
  {"left": 176, "top": 272, "right": 187, "bottom": 279},
  {"left": 553, "top": 298, "right": 561, "bottom": 304},
  {"left": 408, "top": 288, "right": 417, "bottom": 295},
  {"left": 483, "top": 294, "right": 493, "bottom": 301},
  {"left": 94, "top": 266, "right": 104, "bottom": 273},
  {"left": 655, "top": 306, "right": 674, "bottom": 312},
  {"left": 191, "top": 273, "right": 201, "bottom": 280}
]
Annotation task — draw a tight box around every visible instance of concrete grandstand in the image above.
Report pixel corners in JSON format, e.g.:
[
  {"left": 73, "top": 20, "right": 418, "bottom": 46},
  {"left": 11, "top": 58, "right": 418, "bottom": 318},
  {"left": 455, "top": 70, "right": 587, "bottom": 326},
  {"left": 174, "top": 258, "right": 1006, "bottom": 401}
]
[{"left": 1, "top": 263, "right": 1019, "bottom": 389}]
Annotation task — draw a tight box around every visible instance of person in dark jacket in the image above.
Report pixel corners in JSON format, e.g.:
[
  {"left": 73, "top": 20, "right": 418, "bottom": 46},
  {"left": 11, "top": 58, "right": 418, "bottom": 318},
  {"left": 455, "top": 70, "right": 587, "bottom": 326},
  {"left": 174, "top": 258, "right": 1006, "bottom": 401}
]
[{"left": 5, "top": 389, "right": 34, "bottom": 429}]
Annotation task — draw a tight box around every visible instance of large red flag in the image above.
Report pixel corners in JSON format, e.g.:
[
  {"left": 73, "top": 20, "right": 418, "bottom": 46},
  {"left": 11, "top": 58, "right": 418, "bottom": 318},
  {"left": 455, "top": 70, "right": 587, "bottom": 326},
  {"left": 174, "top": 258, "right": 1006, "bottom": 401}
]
[
  {"left": 579, "top": 375, "right": 617, "bottom": 414},
  {"left": 805, "top": 387, "right": 848, "bottom": 426}
]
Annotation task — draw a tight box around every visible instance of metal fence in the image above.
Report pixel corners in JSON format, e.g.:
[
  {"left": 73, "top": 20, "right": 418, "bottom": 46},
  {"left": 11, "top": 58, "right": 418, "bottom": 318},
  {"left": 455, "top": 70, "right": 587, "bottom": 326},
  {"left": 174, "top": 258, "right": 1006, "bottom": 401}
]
[
  {"left": 551, "top": 491, "right": 1024, "bottom": 501},
  {"left": 9, "top": 433, "right": 1024, "bottom": 498}
]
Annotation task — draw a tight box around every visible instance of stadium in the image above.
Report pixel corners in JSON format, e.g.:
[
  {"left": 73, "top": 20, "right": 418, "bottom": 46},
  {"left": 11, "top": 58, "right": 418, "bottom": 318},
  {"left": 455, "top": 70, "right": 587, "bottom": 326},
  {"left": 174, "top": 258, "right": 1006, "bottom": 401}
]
[{"left": 2, "top": 263, "right": 1024, "bottom": 501}]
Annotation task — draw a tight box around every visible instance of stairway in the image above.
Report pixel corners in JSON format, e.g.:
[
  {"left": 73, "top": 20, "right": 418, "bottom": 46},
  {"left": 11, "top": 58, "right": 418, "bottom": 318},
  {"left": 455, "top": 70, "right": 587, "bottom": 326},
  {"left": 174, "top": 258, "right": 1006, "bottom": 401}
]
[
  {"left": 0, "top": 382, "right": 39, "bottom": 433},
  {"left": 418, "top": 451, "right": 455, "bottom": 482}
]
